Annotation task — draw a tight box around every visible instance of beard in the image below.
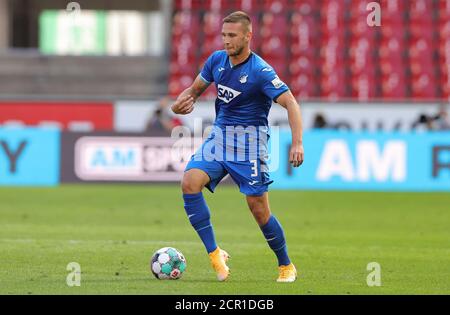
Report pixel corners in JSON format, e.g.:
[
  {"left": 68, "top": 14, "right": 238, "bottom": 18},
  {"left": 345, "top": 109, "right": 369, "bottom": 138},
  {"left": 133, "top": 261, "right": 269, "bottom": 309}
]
[{"left": 227, "top": 45, "right": 244, "bottom": 57}]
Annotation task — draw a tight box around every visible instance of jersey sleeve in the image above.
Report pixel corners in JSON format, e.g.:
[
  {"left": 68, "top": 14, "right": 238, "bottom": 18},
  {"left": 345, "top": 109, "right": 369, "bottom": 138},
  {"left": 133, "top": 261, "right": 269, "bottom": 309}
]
[
  {"left": 199, "top": 52, "right": 215, "bottom": 84},
  {"left": 259, "top": 67, "right": 289, "bottom": 102}
]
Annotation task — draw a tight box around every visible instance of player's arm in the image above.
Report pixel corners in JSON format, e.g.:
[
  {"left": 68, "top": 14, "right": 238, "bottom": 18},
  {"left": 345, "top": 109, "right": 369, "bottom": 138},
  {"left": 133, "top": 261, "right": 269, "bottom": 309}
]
[
  {"left": 171, "top": 75, "right": 210, "bottom": 115},
  {"left": 276, "top": 90, "right": 304, "bottom": 168}
]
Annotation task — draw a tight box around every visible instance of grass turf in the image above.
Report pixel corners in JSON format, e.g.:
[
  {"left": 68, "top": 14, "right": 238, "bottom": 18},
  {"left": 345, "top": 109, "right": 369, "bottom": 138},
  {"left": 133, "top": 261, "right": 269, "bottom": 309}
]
[{"left": 0, "top": 185, "right": 449, "bottom": 295}]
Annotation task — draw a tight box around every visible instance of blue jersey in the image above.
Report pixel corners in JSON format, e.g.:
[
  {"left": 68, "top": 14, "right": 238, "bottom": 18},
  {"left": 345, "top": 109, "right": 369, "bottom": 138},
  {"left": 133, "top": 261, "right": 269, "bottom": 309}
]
[
  {"left": 186, "top": 50, "right": 288, "bottom": 195},
  {"left": 200, "top": 50, "right": 289, "bottom": 129}
]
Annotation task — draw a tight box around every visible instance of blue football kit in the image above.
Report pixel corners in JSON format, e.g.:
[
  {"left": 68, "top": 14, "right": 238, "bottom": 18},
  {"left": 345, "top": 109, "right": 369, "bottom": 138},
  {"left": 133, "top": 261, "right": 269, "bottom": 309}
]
[
  {"left": 185, "top": 50, "right": 289, "bottom": 196},
  {"left": 182, "top": 50, "right": 293, "bottom": 270}
]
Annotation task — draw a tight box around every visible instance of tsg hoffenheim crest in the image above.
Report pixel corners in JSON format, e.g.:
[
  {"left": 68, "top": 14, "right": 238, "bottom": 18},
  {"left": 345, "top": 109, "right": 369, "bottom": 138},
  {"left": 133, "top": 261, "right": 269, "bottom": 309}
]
[{"left": 239, "top": 74, "right": 248, "bottom": 84}]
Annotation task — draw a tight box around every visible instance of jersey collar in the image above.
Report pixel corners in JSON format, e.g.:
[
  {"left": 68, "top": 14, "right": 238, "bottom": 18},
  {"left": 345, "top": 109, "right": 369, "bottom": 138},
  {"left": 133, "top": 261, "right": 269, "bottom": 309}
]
[{"left": 229, "top": 51, "right": 253, "bottom": 69}]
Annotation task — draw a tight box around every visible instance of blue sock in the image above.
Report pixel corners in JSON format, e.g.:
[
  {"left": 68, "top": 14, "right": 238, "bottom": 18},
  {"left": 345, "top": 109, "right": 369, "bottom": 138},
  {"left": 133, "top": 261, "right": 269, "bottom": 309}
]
[
  {"left": 183, "top": 192, "right": 218, "bottom": 254},
  {"left": 260, "top": 215, "right": 291, "bottom": 266}
]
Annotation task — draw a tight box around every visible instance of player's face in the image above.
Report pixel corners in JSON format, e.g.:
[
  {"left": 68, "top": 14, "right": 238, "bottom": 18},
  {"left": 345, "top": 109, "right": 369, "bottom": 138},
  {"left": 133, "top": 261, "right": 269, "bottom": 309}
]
[{"left": 221, "top": 22, "right": 251, "bottom": 57}]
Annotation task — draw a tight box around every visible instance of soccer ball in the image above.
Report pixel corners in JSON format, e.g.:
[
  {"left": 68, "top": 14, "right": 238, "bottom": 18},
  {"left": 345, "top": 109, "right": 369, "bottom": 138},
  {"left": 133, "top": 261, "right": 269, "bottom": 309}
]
[{"left": 150, "top": 247, "right": 187, "bottom": 280}]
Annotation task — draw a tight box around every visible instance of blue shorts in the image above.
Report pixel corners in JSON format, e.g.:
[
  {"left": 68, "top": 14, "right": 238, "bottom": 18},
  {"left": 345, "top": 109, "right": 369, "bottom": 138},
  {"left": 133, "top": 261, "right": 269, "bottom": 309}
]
[{"left": 185, "top": 140, "right": 273, "bottom": 197}]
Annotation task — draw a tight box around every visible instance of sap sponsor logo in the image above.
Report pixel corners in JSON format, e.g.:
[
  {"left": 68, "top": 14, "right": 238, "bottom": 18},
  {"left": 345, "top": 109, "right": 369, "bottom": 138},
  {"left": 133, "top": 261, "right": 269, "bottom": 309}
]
[
  {"left": 217, "top": 84, "right": 241, "bottom": 103},
  {"left": 316, "top": 140, "right": 406, "bottom": 182},
  {"left": 74, "top": 137, "right": 195, "bottom": 181}
]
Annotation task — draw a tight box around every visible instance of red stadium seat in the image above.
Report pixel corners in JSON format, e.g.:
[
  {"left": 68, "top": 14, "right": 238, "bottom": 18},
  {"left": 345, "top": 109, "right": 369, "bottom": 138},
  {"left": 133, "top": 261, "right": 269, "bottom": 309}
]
[
  {"left": 349, "top": 44, "right": 376, "bottom": 77},
  {"left": 260, "top": 35, "right": 287, "bottom": 60},
  {"left": 381, "top": 0, "right": 406, "bottom": 22},
  {"left": 203, "top": 0, "right": 227, "bottom": 12},
  {"left": 289, "top": 74, "right": 319, "bottom": 100},
  {"left": 379, "top": 37, "right": 406, "bottom": 63},
  {"left": 173, "top": 0, "right": 203, "bottom": 11},
  {"left": 351, "top": 73, "right": 378, "bottom": 101},
  {"left": 169, "top": 74, "right": 195, "bottom": 97},
  {"left": 438, "top": 20, "right": 450, "bottom": 40},
  {"left": 440, "top": 73, "right": 450, "bottom": 99},
  {"left": 320, "top": 69, "right": 347, "bottom": 100},
  {"left": 320, "top": 0, "right": 347, "bottom": 39},
  {"left": 201, "top": 35, "right": 223, "bottom": 58},
  {"left": 167, "top": 0, "right": 448, "bottom": 101},
  {"left": 409, "top": 0, "right": 434, "bottom": 24},
  {"left": 169, "top": 60, "right": 197, "bottom": 76},
  {"left": 438, "top": 39, "right": 450, "bottom": 64},
  {"left": 172, "top": 11, "right": 200, "bottom": 36},
  {"left": 289, "top": 0, "right": 318, "bottom": 12},
  {"left": 262, "top": 0, "right": 289, "bottom": 13},
  {"left": 202, "top": 12, "right": 222, "bottom": 37},
  {"left": 319, "top": 36, "right": 346, "bottom": 76},
  {"left": 349, "top": 19, "right": 377, "bottom": 41},
  {"left": 381, "top": 72, "right": 407, "bottom": 99},
  {"left": 232, "top": 0, "right": 261, "bottom": 12},
  {"left": 288, "top": 56, "right": 317, "bottom": 77},
  {"left": 260, "top": 12, "right": 288, "bottom": 38},
  {"left": 411, "top": 73, "right": 438, "bottom": 99},
  {"left": 265, "top": 58, "right": 287, "bottom": 77},
  {"left": 408, "top": 39, "right": 436, "bottom": 74},
  {"left": 438, "top": 0, "right": 450, "bottom": 21}
]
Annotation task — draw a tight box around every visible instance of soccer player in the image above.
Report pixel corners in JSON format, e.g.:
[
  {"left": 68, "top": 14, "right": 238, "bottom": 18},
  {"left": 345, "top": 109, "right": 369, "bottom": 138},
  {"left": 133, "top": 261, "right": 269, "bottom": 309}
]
[{"left": 171, "top": 11, "right": 304, "bottom": 282}]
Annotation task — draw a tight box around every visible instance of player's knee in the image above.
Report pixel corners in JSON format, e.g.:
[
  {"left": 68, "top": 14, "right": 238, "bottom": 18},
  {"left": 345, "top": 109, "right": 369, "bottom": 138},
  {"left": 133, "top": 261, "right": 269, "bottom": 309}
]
[
  {"left": 181, "top": 174, "right": 204, "bottom": 194},
  {"left": 247, "top": 197, "right": 270, "bottom": 225}
]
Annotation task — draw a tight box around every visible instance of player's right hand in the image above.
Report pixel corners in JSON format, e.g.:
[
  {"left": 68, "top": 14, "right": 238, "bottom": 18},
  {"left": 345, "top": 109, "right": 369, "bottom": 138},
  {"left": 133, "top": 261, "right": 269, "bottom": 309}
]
[{"left": 171, "top": 95, "right": 195, "bottom": 115}]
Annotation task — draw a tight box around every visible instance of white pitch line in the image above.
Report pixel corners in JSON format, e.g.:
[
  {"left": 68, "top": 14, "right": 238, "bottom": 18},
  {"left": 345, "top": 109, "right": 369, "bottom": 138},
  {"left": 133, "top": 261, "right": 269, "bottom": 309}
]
[{"left": 0, "top": 238, "right": 200, "bottom": 245}]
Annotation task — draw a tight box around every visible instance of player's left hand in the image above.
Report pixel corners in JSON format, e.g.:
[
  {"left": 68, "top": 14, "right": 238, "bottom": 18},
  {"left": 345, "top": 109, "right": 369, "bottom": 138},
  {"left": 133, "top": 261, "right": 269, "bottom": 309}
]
[{"left": 289, "top": 143, "right": 304, "bottom": 168}]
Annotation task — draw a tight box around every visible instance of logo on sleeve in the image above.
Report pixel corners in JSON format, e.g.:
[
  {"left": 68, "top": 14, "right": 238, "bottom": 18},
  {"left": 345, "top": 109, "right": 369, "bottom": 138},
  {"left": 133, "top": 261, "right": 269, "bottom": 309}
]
[
  {"left": 271, "top": 76, "right": 285, "bottom": 89},
  {"left": 217, "top": 84, "right": 241, "bottom": 103}
]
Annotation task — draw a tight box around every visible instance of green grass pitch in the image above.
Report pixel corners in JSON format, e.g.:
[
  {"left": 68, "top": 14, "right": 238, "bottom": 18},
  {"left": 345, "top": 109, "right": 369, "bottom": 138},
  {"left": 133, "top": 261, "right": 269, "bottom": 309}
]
[{"left": 0, "top": 185, "right": 449, "bottom": 294}]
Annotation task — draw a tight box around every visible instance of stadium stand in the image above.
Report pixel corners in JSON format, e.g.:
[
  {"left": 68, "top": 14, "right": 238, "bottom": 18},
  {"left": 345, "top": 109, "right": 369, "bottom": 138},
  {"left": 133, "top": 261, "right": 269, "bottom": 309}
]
[
  {"left": 169, "top": 0, "right": 450, "bottom": 102},
  {"left": 0, "top": 52, "right": 168, "bottom": 99}
]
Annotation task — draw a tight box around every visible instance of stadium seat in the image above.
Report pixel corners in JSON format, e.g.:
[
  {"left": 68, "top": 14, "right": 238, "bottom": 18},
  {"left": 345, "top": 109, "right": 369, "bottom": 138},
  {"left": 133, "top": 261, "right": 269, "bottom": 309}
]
[
  {"left": 438, "top": 0, "right": 450, "bottom": 21},
  {"left": 203, "top": 0, "right": 227, "bottom": 12},
  {"left": 411, "top": 73, "right": 438, "bottom": 99},
  {"left": 173, "top": 0, "right": 204, "bottom": 10},
  {"left": 289, "top": 0, "right": 318, "bottom": 13},
  {"left": 167, "top": 0, "right": 450, "bottom": 101},
  {"left": 172, "top": 11, "right": 201, "bottom": 37},
  {"left": 381, "top": 72, "right": 407, "bottom": 99},
  {"left": 320, "top": 0, "right": 348, "bottom": 37},
  {"left": 169, "top": 74, "right": 196, "bottom": 96},
  {"left": 408, "top": 0, "right": 434, "bottom": 24},
  {"left": 288, "top": 56, "right": 316, "bottom": 77},
  {"left": 438, "top": 20, "right": 450, "bottom": 40},
  {"left": 202, "top": 11, "right": 223, "bottom": 37},
  {"left": 262, "top": 0, "right": 289, "bottom": 13},
  {"left": 320, "top": 69, "right": 348, "bottom": 100},
  {"left": 231, "top": 0, "right": 261, "bottom": 12},
  {"left": 260, "top": 12, "right": 288, "bottom": 37},
  {"left": 266, "top": 58, "right": 287, "bottom": 77},
  {"left": 381, "top": 0, "right": 406, "bottom": 22},
  {"left": 260, "top": 35, "right": 287, "bottom": 60},
  {"left": 289, "top": 73, "right": 319, "bottom": 100},
  {"left": 351, "top": 73, "right": 378, "bottom": 100},
  {"left": 201, "top": 35, "right": 223, "bottom": 59}
]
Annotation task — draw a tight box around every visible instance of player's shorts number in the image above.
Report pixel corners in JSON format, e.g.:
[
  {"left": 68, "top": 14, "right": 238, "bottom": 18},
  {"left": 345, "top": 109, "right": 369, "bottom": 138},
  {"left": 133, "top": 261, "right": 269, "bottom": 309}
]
[{"left": 250, "top": 160, "right": 258, "bottom": 177}]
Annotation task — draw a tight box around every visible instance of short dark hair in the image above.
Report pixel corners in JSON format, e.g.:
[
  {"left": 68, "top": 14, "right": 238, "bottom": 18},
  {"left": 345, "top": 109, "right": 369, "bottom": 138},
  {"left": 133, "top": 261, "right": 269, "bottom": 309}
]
[{"left": 223, "top": 11, "right": 252, "bottom": 32}]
